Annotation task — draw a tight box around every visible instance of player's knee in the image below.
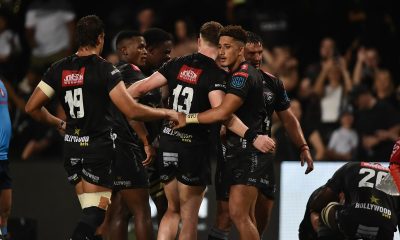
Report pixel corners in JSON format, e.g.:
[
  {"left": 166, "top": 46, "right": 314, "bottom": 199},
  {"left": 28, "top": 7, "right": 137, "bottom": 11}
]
[
  {"left": 229, "top": 206, "right": 246, "bottom": 222},
  {"left": 81, "top": 207, "right": 106, "bottom": 229}
]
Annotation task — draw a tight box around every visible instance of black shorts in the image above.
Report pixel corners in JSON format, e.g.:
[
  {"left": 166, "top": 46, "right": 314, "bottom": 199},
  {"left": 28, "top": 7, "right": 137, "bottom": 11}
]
[
  {"left": 113, "top": 139, "right": 149, "bottom": 191},
  {"left": 63, "top": 134, "right": 115, "bottom": 188},
  {"left": 0, "top": 161, "right": 11, "bottom": 189},
  {"left": 215, "top": 143, "right": 229, "bottom": 201},
  {"left": 335, "top": 204, "right": 395, "bottom": 240},
  {"left": 157, "top": 136, "right": 211, "bottom": 186},
  {"left": 147, "top": 155, "right": 164, "bottom": 199},
  {"left": 226, "top": 142, "right": 276, "bottom": 198}
]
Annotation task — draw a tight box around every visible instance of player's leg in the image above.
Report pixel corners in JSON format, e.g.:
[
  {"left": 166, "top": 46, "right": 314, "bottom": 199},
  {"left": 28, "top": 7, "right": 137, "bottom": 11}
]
[
  {"left": 0, "top": 161, "right": 12, "bottom": 238},
  {"left": 177, "top": 183, "right": 206, "bottom": 240},
  {"left": 101, "top": 191, "right": 131, "bottom": 240},
  {"left": 255, "top": 194, "right": 274, "bottom": 237},
  {"left": 151, "top": 191, "right": 168, "bottom": 224},
  {"left": 0, "top": 189, "right": 11, "bottom": 238},
  {"left": 208, "top": 200, "right": 231, "bottom": 240},
  {"left": 157, "top": 179, "right": 180, "bottom": 240},
  {"left": 120, "top": 188, "right": 154, "bottom": 240},
  {"left": 229, "top": 184, "right": 259, "bottom": 240}
]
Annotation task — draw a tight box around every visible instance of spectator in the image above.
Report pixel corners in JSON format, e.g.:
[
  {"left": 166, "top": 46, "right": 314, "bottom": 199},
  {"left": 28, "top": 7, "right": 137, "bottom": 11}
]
[
  {"left": 305, "top": 37, "right": 338, "bottom": 83},
  {"left": 352, "top": 47, "right": 380, "bottom": 88},
  {"left": 135, "top": 7, "right": 156, "bottom": 33},
  {"left": 313, "top": 57, "right": 353, "bottom": 143},
  {"left": 24, "top": 0, "right": 75, "bottom": 76},
  {"left": 105, "top": 52, "right": 119, "bottom": 65},
  {"left": 170, "top": 19, "right": 197, "bottom": 58},
  {"left": 353, "top": 84, "right": 400, "bottom": 162},
  {"left": 373, "top": 69, "right": 398, "bottom": 108},
  {"left": 0, "top": 11, "right": 21, "bottom": 81},
  {"left": 274, "top": 99, "right": 326, "bottom": 161},
  {"left": 326, "top": 107, "right": 358, "bottom": 161}
]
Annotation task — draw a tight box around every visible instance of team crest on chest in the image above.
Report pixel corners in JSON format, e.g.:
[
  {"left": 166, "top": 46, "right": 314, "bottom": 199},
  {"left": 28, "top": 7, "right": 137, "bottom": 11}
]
[{"left": 263, "top": 89, "right": 275, "bottom": 105}]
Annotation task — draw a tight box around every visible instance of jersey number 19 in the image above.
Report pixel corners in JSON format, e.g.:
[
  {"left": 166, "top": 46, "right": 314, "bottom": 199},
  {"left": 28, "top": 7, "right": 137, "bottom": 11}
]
[{"left": 65, "top": 88, "right": 84, "bottom": 118}]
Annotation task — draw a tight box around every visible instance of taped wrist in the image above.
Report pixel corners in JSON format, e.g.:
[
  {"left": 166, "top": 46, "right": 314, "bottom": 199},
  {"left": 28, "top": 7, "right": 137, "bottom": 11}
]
[
  {"left": 186, "top": 113, "right": 199, "bottom": 124},
  {"left": 244, "top": 129, "right": 258, "bottom": 143}
]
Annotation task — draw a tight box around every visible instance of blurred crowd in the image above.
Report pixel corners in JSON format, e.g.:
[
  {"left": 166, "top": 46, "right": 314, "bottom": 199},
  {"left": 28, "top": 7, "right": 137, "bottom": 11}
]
[{"left": 0, "top": 0, "right": 399, "bottom": 163}]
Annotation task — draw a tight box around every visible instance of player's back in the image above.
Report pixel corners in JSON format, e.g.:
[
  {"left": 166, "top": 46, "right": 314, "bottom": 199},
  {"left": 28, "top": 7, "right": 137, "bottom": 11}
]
[
  {"left": 158, "top": 52, "right": 226, "bottom": 143},
  {"left": 43, "top": 54, "right": 122, "bottom": 138},
  {"left": 328, "top": 162, "right": 400, "bottom": 230}
]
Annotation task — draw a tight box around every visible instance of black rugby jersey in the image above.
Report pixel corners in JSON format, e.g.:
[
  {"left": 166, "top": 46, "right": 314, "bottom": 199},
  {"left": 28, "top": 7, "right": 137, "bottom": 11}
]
[
  {"left": 158, "top": 52, "right": 226, "bottom": 143},
  {"left": 43, "top": 54, "right": 121, "bottom": 138},
  {"left": 326, "top": 162, "right": 400, "bottom": 229},
  {"left": 226, "top": 61, "right": 264, "bottom": 140},
  {"left": 117, "top": 61, "right": 163, "bottom": 143},
  {"left": 260, "top": 70, "right": 290, "bottom": 136}
]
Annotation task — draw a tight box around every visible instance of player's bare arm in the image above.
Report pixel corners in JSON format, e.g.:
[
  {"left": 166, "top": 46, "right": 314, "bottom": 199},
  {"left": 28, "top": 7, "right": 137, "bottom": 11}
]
[
  {"left": 25, "top": 84, "right": 65, "bottom": 131},
  {"left": 277, "top": 109, "right": 314, "bottom": 174},
  {"left": 109, "top": 81, "right": 178, "bottom": 123}
]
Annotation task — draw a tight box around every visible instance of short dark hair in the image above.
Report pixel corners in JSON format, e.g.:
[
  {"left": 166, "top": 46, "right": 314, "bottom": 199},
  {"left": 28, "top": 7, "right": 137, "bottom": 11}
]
[
  {"left": 219, "top": 25, "right": 247, "bottom": 44},
  {"left": 200, "top": 21, "right": 223, "bottom": 46},
  {"left": 76, "top": 15, "right": 104, "bottom": 48},
  {"left": 246, "top": 31, "right": 263, "bottom": 45},
  {"left": 115, "top": 30, "right": 143, "bottom": 48},
  {"left": 143, "top": 28, "right": 172, "bottom": 48}
]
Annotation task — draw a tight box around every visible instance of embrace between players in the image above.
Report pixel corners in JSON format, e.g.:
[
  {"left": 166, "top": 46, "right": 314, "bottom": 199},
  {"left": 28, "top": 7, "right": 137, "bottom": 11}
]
[{"left": 25, "top": 15, "right": 313, "bottom": 240}]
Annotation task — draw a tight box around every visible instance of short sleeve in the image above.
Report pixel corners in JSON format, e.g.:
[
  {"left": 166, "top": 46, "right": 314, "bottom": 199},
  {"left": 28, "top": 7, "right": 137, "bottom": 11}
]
[
  {"left": 227, "top": 72, "right": 251, "bottom": 100},
  {"left": 103, "top": 62, "right": 122, "bottom": 93},
  {"left": 208, "top": 71, "right": 227, "bottom": 93},
  {"left": 328, "top": 131, "right": 339, "bottom": 150},
  {"left": 42, "top": 66, "right": 57, "bottom": 91},
  {"left": 157, "top": 59, "right": 176, "bottom": 79},
  {"left": 274, "top": 78, "right": 291, "bottom": 112}
]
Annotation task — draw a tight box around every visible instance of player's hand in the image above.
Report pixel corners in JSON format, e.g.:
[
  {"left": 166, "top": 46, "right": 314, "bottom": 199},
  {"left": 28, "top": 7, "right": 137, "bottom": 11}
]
[
  {"left": 300, "top": 149, "right": 314, "bottom": 174},
  {"left": 164, "top": 109, "right": 179, "bottom": 126},
  {"left": 173, "top": 112, "right": 187, "bottom": 130},
  {"left": 252, "top": 135, "right": 275, "bottom": 153},
  {"left": 142, "top": 145, "right": 155, "bottom": 167}
]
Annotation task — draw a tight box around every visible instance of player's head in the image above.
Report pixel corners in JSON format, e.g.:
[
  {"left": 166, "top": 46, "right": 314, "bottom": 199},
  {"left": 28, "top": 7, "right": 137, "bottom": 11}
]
[
  {"left": 218, "top": 25, "right": 247, "bottom": 69},
  {"left": 143, "top": 28, "right": 173, "bottom": 70},
  {"left": 199, "top": 21, "right": 223, "bottom": 48},
  {"left": 76, "top": 15, "right": 105, "bottom": 53},
  {"left": 116, "top": 30, "right": 147, "bottom": 67},
  {"left": 245, "top": 31, "right": 263, "bottom": 69}
]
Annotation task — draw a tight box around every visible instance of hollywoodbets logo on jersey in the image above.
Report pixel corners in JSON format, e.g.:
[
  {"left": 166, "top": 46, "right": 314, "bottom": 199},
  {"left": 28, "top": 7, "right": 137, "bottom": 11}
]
[
  {"left": 177, "top": 65, "right": 202, "bottom": 84},
  {"left": 62, "top": 67, "right": 85, "bottom": 87}
]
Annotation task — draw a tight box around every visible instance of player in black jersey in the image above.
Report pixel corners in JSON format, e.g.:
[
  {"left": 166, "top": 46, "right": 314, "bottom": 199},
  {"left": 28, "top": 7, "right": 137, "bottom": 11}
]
[
  {"left": 142, "top": 28, "right": 173, "bottom": 224},
  {"left": 129, "top": 22, "right": 274, "bottom": 240},
  {"left": 298, "top": 186, "right": 344, "bottom": 240},
  {"left": 209, "top": 31, "right": 313, "bottom": 240},
  {"left": 310, "top": 162, "right": 400, "bottom": 240},
  {"left": 101, "top": 30, "right": 154, "bottom": 240},
  {"left": 25, "top": 15, "right": 178, "bottom": 240},
  {"left": 175, "top": 25, "right": 313, "bottom": 239}
]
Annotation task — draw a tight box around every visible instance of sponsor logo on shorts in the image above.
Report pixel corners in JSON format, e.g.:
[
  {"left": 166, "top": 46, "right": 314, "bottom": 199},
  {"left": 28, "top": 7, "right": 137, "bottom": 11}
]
[
  {"left": 260, "top": 178, "right": 270, "bottom": 185},
  {"left": 114, "top": 180, "right": 132, "bottom": 187},
  {"left": 62, "top": 67, "right": 85, "bottom": 87},
  {"left": 177, "top": 65, "right": 202, "bottom": 84},
  {"left": 163, "top": 152, "right": 178, "bottom": 167},
  {"left": 163, "top": 127, "right": 193, "bottom": 143},
  {"left": 70, "top": 157, "right": 82, "bottom": 166},
  {"left": 161, "top": 175, "right": 169, "bottom": 181},
  {"left": 64, "top": 134, "right": 90, "bottom": 147},
  {"left": 248, "top": 178, "right": 257, "bottom": 183},
  {"left": 182, "top": 175, "right": 200, "bottom": 183},
  {"left": 82, "top": 169, "right": 100, "bottom": 183},
  {"left": 68, "top": 173, "right": 79, "bottom": 182}
]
